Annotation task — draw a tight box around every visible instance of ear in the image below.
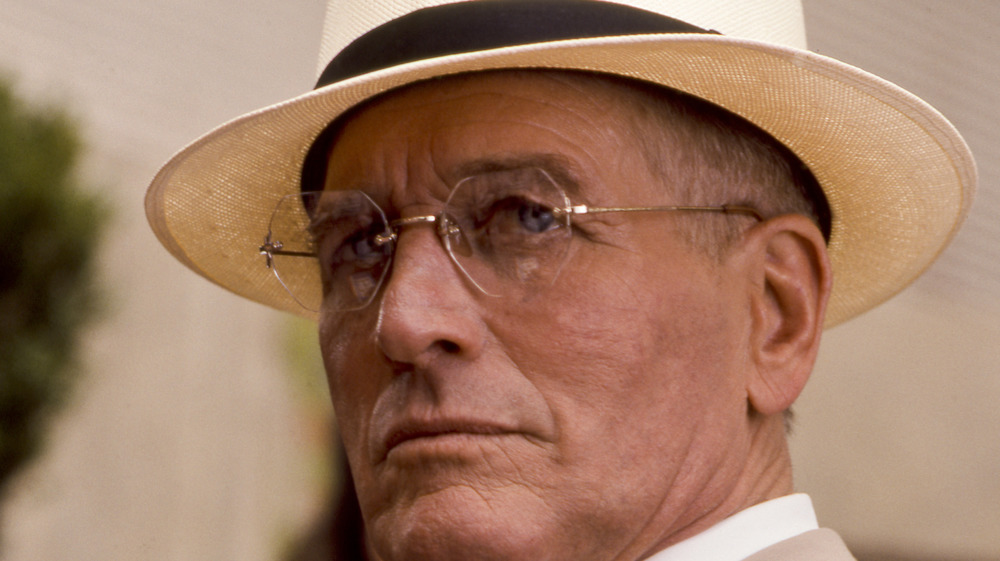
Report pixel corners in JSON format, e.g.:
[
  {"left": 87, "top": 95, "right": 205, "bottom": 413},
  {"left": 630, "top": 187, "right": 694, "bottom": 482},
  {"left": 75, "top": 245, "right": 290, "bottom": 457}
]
[{"left": 743, "top": 214, "right": 832, "bottom": 416}]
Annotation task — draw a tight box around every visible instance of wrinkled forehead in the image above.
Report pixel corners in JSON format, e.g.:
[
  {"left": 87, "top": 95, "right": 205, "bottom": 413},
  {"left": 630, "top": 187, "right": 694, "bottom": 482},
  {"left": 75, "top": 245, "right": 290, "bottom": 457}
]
[
  {"left": 309, "top": 70, "right": 661, "bottom": 202},
  {"left": 300, "top": 69, "right": 665, "bottom": 196}
]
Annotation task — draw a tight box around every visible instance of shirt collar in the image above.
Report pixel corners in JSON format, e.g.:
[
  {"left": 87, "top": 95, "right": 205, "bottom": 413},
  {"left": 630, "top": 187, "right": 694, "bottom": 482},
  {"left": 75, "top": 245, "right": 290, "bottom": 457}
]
[{"left": 647, "top": 494, "right": 819, "bottom": 561}]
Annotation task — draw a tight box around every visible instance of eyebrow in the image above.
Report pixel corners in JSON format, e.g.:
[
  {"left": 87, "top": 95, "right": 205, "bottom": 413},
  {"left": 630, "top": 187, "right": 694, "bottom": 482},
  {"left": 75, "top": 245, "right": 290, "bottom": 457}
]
[{"left": 453, "top": 153, "right": 585, "bottom": 197}]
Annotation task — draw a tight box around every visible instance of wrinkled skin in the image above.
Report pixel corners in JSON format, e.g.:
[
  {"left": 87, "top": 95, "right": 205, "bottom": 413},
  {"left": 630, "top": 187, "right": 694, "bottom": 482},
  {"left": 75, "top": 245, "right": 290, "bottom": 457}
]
[{"left": 317, "top": 71, "right": 829, "bottom": 561}]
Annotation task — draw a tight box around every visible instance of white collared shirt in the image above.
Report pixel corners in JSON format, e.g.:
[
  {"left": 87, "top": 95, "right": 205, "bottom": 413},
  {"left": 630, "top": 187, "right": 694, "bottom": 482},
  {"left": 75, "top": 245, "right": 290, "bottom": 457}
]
[{"left": 646, "top": 494, "right": 819, "bottom": 561}]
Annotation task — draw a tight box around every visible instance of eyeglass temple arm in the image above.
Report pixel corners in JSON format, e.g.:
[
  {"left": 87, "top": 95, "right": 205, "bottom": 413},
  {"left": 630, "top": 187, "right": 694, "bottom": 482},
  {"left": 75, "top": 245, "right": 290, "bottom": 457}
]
[
  {"left": 562, "top": 204, "right": 763, "bottom": 222},
  {"left": 258, "top": 213, "right": 442, "bottom": 265},
  {"left": 259, "top": 238, "right": 315, "bottom": 270}
]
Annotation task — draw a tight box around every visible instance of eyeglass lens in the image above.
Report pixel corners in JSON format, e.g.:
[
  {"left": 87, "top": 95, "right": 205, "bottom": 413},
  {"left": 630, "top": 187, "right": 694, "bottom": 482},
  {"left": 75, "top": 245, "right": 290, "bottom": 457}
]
[{"left": 264, "top": 167, "right": 575, "bottom": 313}]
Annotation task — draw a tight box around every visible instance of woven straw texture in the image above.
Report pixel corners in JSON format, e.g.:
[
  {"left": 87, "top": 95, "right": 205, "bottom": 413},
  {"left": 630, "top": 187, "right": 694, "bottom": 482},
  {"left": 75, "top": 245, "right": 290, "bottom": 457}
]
[{"left": 146, "top": 1, "right": 975, "bottom": 327}]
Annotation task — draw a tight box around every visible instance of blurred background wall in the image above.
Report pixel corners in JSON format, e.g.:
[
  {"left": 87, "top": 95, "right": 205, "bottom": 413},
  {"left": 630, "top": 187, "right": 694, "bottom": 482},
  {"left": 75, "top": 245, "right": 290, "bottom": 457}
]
[{"left": 0, "top": 1, "right": 996, "bottom": 560}]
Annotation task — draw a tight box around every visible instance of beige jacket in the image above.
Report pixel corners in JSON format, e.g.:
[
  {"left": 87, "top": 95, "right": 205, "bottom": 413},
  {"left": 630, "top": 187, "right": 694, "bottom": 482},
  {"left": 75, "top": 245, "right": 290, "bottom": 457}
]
[{"left": 743, "top": 529, "right": 856, "bottom": 561}]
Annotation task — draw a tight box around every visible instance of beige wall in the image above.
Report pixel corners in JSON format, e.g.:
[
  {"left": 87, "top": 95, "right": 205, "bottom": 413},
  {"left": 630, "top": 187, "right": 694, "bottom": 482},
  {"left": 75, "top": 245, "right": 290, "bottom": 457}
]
[
  {"left": 795, "top": 4, "right": 1000, "bottom": 559},
  {"left": 0, "top": 1, "right": 997, "bottom": 560}
]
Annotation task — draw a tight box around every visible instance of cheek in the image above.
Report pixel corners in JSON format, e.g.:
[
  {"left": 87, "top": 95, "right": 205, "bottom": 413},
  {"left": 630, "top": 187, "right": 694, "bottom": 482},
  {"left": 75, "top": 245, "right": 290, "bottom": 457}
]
[
  {"left": 318, "top": 312, "right": 382, "bottom": 453},
  {"left": 490, "top": 254, "right": 741, "bottom": 449}
]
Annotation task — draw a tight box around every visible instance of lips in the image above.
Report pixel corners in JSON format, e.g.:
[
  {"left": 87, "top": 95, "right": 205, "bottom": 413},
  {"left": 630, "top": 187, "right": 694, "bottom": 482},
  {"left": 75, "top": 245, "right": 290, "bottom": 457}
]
[{"left": 380, "top": 419, "right": 517, "bottom": 460}]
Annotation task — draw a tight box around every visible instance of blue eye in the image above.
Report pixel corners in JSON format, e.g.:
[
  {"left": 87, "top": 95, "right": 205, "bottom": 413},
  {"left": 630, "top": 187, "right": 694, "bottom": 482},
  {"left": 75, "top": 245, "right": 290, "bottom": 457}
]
[
  {"left": 337, "top": 224, "right": 389, "bottom": 268},
  {"left": 480, "top": 196, "right": 558, "bottom": 235},
  {"left": 313, "top": 215, "right": 389, "bottom": 276},
  {"left": 516, "top": 200, "right": 557, "bottom": 233}
]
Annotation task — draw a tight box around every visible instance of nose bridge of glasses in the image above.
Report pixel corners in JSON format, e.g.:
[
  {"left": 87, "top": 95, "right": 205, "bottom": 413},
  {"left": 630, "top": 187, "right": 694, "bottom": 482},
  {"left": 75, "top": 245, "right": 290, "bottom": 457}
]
[
  {"left": 389, "top": 213, "right": 438, "bottom": 231},
  {"left": 384, "top": 212, "right": 455, "bottom": 268},
  {"left": 386, "top": 213, "right": 462, "bottom": 245},
  {"left": 383, "top": 211, "right": 494, "bottom": 297}
]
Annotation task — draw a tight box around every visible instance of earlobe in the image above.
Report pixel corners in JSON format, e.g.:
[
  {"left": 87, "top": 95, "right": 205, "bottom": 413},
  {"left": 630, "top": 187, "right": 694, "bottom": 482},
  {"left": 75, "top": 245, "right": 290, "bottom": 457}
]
[{"left": 745, "top": 215, "right": 832, "bottom": 416}]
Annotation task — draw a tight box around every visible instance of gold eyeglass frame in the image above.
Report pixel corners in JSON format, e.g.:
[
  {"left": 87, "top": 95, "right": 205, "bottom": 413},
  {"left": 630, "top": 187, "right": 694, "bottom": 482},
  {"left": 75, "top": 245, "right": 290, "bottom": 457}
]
[{"left": 259, "top": 171, "right": 763, "bottom": 312}]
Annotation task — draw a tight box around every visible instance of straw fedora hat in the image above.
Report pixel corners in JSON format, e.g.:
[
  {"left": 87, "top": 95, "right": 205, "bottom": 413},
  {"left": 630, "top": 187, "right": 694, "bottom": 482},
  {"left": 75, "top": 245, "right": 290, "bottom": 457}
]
[{"left": 145, "top": 0, "right": 976, "bottom": 327}]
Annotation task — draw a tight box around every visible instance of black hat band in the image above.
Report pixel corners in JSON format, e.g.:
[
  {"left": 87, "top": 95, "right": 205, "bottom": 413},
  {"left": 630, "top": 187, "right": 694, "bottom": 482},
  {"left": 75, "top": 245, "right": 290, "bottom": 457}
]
[{"left": 315, "top": 0, "right": 715, "bottom": 88}]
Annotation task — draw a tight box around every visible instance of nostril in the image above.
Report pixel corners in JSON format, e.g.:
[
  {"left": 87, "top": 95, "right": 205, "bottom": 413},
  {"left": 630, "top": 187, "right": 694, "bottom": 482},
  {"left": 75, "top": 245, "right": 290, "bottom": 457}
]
[{"left": 373, "top": 230, "right": 485, "bottom": 364}]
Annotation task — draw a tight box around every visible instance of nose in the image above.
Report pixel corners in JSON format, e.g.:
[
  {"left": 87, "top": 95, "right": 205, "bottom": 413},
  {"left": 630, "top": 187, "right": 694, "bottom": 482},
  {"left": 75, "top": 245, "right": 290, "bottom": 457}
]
[{"left": 375, "top": 226, "right": 486, "bottom": 368}]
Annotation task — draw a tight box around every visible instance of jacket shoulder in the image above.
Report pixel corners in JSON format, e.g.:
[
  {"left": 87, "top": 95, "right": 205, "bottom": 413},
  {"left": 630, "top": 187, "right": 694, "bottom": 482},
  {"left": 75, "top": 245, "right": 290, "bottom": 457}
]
[{"left": 743, "top": 529, "right": 856, "bottom": 561}]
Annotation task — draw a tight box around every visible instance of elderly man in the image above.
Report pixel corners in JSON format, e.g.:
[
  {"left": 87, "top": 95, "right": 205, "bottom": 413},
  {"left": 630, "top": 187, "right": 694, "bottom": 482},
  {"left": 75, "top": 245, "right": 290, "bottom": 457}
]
[{"left": 146, "top": 1, "right": 975, "bottom": 560}]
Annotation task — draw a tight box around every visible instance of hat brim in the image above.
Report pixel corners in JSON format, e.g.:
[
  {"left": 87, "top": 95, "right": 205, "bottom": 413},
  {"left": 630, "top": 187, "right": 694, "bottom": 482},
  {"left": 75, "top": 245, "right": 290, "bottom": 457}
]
[{"left": 145, "top": 34, "right": 976, "bottom": 327}]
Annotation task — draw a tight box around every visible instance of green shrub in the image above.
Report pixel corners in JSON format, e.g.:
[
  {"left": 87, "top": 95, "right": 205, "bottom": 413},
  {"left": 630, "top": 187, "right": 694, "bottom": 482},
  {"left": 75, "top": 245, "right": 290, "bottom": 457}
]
[{"left": 0, "top": 79, "right": 108, "bottom": 500}]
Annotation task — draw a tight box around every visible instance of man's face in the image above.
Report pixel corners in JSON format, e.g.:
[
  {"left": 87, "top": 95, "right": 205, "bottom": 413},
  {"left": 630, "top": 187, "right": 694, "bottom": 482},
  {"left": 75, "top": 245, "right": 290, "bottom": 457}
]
[{"left": 319, "top": 71, "right": 759, "bottom": 561}]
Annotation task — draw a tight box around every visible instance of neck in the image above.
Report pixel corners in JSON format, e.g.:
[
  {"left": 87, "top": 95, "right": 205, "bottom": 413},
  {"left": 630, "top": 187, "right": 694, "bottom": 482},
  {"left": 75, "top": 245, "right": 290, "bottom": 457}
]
[{"left": 636, "top": 411, "right": 795, "bottom": 560}]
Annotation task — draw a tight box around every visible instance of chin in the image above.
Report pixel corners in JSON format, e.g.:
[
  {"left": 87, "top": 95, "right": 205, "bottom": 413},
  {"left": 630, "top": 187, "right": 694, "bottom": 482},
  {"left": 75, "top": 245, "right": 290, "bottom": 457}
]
[{"left": 366, "top": 485, "right": 564, "bottom": 561}]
